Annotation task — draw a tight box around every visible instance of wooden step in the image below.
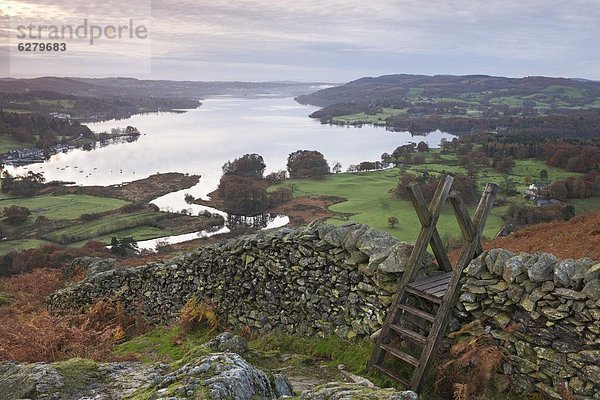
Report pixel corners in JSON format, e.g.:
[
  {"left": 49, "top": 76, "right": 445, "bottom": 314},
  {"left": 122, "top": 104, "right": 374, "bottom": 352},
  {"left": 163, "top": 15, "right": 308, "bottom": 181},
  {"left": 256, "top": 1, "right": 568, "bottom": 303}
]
[
  {"left": 397, "top": 304, "right": 436, "bottom": 322},
  {"left": 373, "top": 364, "right": 410, "bottom": 387},
  {"left": 404, "top": 286, "right": 443, "bottom": 304},
  {"left": 410, "top": 272, "right": 452, "bottom": 290},
  {"left": 380, "top": 344, "right": 420, "bottom": 366},
  {"left": 389, "top": 324, "right": 427, "bottom": 345}
]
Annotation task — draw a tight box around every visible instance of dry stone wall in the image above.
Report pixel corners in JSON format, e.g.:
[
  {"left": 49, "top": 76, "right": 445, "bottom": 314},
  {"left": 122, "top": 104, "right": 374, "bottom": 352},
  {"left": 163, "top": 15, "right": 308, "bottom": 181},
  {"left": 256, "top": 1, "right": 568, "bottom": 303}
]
[
  {"left": 456, "top": 248, "right": 599, "bottom": 399},
  {"left": 47, "top": 223, "right": 600, "bottom": 398},
  {"left": 48, "top": 221, "right": 435, "bottom": 339}
]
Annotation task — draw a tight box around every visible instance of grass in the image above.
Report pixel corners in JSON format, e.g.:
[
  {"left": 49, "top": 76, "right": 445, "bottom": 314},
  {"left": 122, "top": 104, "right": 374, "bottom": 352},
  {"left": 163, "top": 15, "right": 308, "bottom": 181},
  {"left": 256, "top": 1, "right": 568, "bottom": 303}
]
[
  {"left": 332, "top": 108, "right": 407, "bottom": 125},
  {"left": 567, "top": 197, "right": 600, "bottom": 215},
  {"left": 53, "top": 358, "right": 101, "bottom": 394},
  {"left": 114, "top": 325, "right": 214, "bottom": 363},
  {"left": 0, "top": 134, "right": 33, "bottom": 153},
  {"left": 0, "top": 239, "right": 51, "bottom": 253},
  {"left": 272, "top": 169, "right": 504, "bottom": 241},
  {"left": 68, "top": 226, "right": 169, "bottom": 247},
  {"left": 0, "top": 194, "right": 129, "bottom": 220},
  {"left": 41, "top": 211, "right": 169, "bottom": 244}
]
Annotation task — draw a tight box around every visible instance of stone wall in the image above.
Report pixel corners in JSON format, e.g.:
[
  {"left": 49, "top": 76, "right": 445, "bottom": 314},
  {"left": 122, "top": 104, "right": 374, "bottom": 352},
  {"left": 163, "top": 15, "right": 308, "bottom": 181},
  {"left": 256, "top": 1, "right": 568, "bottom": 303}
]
[
  {"left": 48, "top": 221, "right": 435, "bottom": 339},
  {"left": 47, "top": 223, "right": 600, "bottom": 398},
  {"left": 456, "top": 248, "right": 599, "bottom": 399}
]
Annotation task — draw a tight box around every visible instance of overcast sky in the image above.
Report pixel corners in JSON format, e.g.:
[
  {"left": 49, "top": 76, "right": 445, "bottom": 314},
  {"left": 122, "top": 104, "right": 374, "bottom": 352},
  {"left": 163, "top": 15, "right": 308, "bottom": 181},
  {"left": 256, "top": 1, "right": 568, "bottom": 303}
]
[{"left": 1, "top": 0, "right": 599, "bottom": 82}]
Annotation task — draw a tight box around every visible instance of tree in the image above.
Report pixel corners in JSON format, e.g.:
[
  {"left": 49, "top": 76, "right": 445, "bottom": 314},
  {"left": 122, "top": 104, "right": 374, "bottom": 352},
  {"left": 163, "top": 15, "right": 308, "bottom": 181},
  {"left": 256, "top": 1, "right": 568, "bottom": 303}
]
[
  {"left": 218, "top": 175, "right": 268, "bottom": 216},
  {"left": 287, "top": 150, "right": 329, "bottom": 179},
  {"left": 499, "top": 178, "right": 518, "bottom": 195},
  {"left": 416, "top": 141, "right": 430, "bottom": 152},
  {"left": 546, "top": 180, "right": 569, "bottom": 201},
  {"left": 494, "top": 157, "right": 515, "bottom": 174},
  {"left": 110, "top": 237, "right": 138, "bottom": 256},
  {"left": 539, "top": 170, "right": 549, "bottom": 181},
  {"left": 332, "top": 162, "right": 342, "bottom": 174},
  {"left": 388, "top": 216, "right": 399, "bottom": 228},
  {"left": 222, "top": 153, "right": 266, "bottom": 179},
  {"left": 3, "top": 205, "right": 31, "bottom": 224}
]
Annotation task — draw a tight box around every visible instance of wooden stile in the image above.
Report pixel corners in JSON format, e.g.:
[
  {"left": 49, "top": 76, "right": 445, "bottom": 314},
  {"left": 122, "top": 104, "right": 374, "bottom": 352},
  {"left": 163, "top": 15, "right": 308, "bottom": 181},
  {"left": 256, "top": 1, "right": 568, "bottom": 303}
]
[{"left": 368, "top": 175, "right": 498, "bottom": 393}]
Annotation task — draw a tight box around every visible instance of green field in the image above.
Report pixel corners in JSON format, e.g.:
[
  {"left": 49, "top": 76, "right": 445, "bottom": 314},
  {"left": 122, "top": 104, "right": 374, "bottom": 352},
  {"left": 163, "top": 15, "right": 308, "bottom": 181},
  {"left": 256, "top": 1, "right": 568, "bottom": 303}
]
[
  {"left": 567, "top": 197, "right": 600, "bottom": 215},
  {"left": 333, "top": 108, "right": 408, "bottom": 125},
  {"left": 41, "top": 211, "right": 169, "bottom": 244},
  {"left": 0, "top": 134, "right": 33, "bottom": 153},
  {"left": 0, "top": 239, "right": 50, "bottom": 253},
  {"left": 272, "top": 169, "right": 504, "bottom": 242},
  {"left": 0, "top": 194, "right": 129, "bottom": 220}
]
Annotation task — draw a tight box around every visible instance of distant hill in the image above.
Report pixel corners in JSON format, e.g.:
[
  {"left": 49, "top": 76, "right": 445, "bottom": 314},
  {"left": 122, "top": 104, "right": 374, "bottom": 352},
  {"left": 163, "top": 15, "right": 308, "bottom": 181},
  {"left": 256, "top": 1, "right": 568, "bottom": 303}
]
[
  {"left": 0, "top": 77, "right": 329, "bottom": 100},
  {"left": 0, "top": 77, "right": 329, "bottom": 121},
  {"left": 296, "top": 74, "right": 600, "bottom": 107},
  {"left": 296, "top": 74, "right": 600, "bottom": 137}
]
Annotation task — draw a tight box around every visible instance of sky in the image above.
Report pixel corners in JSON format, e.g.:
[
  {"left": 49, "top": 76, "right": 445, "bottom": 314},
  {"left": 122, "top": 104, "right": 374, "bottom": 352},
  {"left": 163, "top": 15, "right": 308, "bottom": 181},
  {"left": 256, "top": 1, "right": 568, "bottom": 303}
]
[{"left": 0, "top": 0, "right": 599, "bottom": 82}]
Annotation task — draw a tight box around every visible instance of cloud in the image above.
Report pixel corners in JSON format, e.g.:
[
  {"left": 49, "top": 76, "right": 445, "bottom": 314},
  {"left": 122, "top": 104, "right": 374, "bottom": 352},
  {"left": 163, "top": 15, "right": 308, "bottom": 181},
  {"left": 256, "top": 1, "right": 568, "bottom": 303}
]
[{"left": 2, "top": 0, "right": 599, "bottom": 80}]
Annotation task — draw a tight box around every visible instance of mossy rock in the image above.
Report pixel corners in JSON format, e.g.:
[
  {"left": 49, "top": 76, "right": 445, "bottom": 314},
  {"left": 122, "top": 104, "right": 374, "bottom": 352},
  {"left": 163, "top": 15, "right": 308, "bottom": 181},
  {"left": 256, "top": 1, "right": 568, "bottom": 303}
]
[{"left": 53, "top": 358, "right": 101, "bottom": 394}]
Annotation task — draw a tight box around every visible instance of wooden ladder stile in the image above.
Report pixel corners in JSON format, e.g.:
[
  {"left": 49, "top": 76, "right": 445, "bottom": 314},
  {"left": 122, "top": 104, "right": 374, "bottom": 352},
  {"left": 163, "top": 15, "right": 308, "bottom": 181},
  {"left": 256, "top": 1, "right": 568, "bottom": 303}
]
[{"left": 368, "top": 178, "right": 498, "bottom": 393}]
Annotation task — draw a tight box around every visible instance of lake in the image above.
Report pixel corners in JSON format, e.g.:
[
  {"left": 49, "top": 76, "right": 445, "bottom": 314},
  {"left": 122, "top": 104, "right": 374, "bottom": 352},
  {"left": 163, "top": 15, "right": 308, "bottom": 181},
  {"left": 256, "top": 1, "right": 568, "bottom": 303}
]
[{"left": 7, "top": 96, "right": 456, "bottom": 207}]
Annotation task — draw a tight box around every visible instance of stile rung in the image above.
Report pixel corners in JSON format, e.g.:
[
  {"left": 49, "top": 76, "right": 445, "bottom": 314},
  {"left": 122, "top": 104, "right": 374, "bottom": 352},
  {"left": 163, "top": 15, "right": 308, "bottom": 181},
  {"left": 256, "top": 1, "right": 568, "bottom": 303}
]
[
  {"left": 373, "top": 364, "right": 410, "bottom": 387},
  {"left": 380, "top": 344, "right": 420, "bottom": 366},
  {"left": 397, "top": 304, "right": 436, "bottom": 322},
  {"left": 389, "top": 324, "right": 427, "bottom": 345}
]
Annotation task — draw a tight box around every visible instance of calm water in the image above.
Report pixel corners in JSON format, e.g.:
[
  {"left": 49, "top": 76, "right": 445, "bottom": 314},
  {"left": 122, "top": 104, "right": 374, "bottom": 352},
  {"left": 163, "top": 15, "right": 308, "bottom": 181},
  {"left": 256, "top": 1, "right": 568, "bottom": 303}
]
[{"left": 8, "top": 97, "right": 456, "bottom": 204}]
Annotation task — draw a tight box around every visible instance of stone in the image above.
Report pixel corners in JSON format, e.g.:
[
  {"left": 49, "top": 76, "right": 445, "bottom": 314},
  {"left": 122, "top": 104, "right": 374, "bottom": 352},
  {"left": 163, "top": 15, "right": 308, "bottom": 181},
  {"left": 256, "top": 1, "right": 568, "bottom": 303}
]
[
  {"left": 300, "top": 382, "right": 419, "bottom": 400},
  {"left": 582, "top": 365, "right": 600, "bottom": 382},
  {"left": 553, "top": 288, "right": 587, "bottom": 300},
  {"left": 554, "top": 259, "right": 577, "bottom": 288},
  {"left": 527, "top": 253, "right": 558, "bottom": 283},
  {"left": 203, "top": 332, "right": 248, "bottom": 354},
  {"left": 582, "top": 279, "right": 600, "bottom": 301},
  {"left": 585, "top": 263, "right": 600, "bottom": 282},
  {"left": 503, "top": 258, "right": 526, "bottom": 283},
  {"left": 535, "top": 382, "right": 562, "bottom": 399}
]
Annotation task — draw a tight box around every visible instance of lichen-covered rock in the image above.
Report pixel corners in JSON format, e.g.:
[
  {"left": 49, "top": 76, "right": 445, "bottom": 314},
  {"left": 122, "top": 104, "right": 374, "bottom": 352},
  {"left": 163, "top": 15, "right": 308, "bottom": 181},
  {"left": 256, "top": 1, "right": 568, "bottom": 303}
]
[
  {"left": 48, "top": 223, "right": 438, "bottom": 339},
  {"left": 0, "top": 359, "right": 163, "bottom": 400},
  {"left": 62, "top": 256, "right": 120, "bottom": 279},
  {"left": 0, "top": 353, "right": 293, "bottom": 400},
  {"left": 150, "top": 352, "right": 293, "bottom": 399},
  {"left": 203, "top": 332, "right": 249, "bottom": 354},
  {"left": 299, "top": 382, "right": 418, "bottom": 400}
]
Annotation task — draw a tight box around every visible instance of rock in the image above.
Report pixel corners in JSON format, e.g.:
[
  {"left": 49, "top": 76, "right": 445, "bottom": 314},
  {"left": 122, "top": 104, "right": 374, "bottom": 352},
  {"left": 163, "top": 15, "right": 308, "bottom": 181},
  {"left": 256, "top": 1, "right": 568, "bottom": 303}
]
[
  {"left": 0, "top": 359, "right": 162, "bottom": 400},
  {"left": 527, "top": 253, "right": 558, "bottom": 283},
  {"left": 204, "top": 332, "right": 248, "bottom": 354},
  {"left": 582, "top": 279, "right": 600, "bottom": 301},
  {"left": 503, "top": 257, "right": 526, "bottom": 283},
  {"left": 62, "top": 257, "right": 120, "bottom": 279},
  {"left": 585, "top": 263, "right": 600, "bottom": 282},
  {"left": 197, "top": 353, "right": 289, "bottom": 399},
  {"left": 300, "top": 382, "right": 419, "bottom": 400},
  {"left": 554, "top": 259, "right": 577, "bottom": 288},
  {"left": 377, "top": 243, "right": 432, "bottom": 274},
  {"left": 272, "top": 374, "right": 294, "bottom": 397}
]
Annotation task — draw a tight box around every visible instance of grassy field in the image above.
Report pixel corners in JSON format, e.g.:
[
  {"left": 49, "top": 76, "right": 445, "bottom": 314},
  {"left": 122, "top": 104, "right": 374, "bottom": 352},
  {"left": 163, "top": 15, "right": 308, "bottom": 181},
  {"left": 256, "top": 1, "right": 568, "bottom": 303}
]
[
  {"left": 271, "top": 152, "right": 598, "bottom": 243},
  {"left": 333, "top": 108, "right": 407, "bottom": 125},
  {"left": 567, "top": 197, "right": 600, "bottom": 215},
  {"left": 272, "top": 169, "right": 505, "bottom": 242},
  {"left": 0, "top": 134, "right": 33, "bottom": 153},
  {"left": 0, "top": 194, "right": 129, "bottom": 220},
  {"left": 41, "top": 211, "right": 169, "bottom": 245},
  {"left": 0, "top": 239, "right": 51, "bottom": 253},
  {"left": 68, "top": 226, "right": 168, "bottom": 247}
]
